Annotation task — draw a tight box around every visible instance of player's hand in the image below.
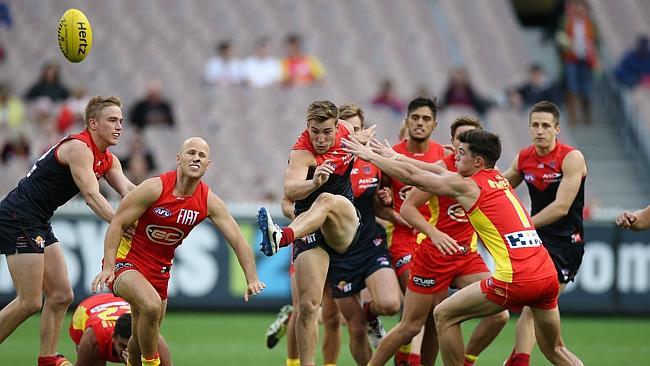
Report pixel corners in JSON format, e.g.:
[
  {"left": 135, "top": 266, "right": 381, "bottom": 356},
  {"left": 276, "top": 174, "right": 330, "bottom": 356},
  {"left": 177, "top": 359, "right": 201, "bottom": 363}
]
[
  {"left": 443, "top": 144, "right": 455, "bottom": 154},
  {"left": 342, "top": 136, "right": 375, "bottom": 161},
  {"left": 370, "top": 139, "right": 399, "bottom": 159},
  {"left": 313, "top": 159, "right": 335, "bottom": 187},
  {"left": 120, "top": 349, "right": 129, "bottom": 364},
  {"left": 355, "top": 124, "right": 377, "bottom": 144},
  {"left": 244, "top": 279, "right": 266, "bottom": 302},
  {"left": 377, "top": 187, "right": 393, "bottom": 206},
  {"left": 615, "top": 211, "right": 637, "bottom": 229},
  {"left": 91, "top": 267, "right": 115, "bottom": 293},
  {"left": 427, "top": 230, "right": 460, "bottom": 256}
]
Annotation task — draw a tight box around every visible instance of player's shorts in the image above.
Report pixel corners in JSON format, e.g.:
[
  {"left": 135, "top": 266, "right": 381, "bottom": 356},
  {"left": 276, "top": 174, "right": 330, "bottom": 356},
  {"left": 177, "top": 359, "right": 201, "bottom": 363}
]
[
  {"left": 327, "top": 235, "right": 392, "bottom": 298},
  {"left": 111, "top": 260, "right": 171, "bottom": 300},
  {"left": 388, "top": 229, "right": 419, "bottom": 277},
  {"left": 408, "top": 240, "right": 489, "bottom": 294},
  {"left": 292, "top": 210, "right": 362, "bottom": 260},
  {"left": 540, "top": 232, "right": 585, "bottom": 284},
  {"left": 0, "top": 207, "right": 58, "bottom": 255},
  {"left": 480, "top": 275, "right": 559, "bottom": 310}
]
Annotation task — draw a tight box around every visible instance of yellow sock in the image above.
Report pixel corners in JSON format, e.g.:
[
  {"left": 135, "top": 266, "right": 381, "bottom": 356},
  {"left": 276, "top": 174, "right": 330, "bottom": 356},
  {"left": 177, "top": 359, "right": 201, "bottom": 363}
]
[
  {"left": 465, "top": 354, "right": 478, "bottom": 363},
  {"left": 141, "top": 354, "right": 161, "bottom": 366},
  {"left": 398, "top": 342, "right": 412, "bottom": 353},
  {"left": 324, "top": 364, "right": 337, "bottom": 366},
  {"left": 286, "top": 358, "right": 300, "bottom": 366}
]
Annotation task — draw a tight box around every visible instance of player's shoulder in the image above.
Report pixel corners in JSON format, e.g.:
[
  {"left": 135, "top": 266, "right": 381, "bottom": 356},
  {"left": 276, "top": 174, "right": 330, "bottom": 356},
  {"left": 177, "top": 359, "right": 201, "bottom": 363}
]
[{"left": 289, "top": 148, "right": 317, "bottom": 164}]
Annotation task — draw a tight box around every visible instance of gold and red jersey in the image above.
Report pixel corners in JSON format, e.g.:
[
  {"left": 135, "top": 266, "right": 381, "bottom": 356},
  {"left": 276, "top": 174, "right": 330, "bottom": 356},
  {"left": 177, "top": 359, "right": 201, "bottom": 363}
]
[
  {"left": 69, "top": 293, "right": 130, "bottom": 363},
  {"left": 467, "top": 169, "right": 556, "bottom": 283}
]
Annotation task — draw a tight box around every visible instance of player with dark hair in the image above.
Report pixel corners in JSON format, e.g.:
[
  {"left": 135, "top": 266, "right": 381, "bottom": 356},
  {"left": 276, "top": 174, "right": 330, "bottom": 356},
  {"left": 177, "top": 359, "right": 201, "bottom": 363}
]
[
  {"left": 0, "top": 96, "right": 135, "bottom": 366},
  {"left": 344, "top": 129, "right": 583, "bottom": 366},
  {"left": 502, "top": 101, "right": 587, "bottom": 366},
  {"left": 69, "top": 293, "right": 172, "bottom": 365},
  {"left": 93, "top": 137, "right": 264, "bottom": 366}
]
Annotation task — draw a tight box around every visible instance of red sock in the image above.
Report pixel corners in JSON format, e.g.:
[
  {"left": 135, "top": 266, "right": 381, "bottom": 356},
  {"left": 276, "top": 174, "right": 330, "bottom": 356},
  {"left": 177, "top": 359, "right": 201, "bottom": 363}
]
[
  {"left": 394, "top": 350, "right": 410, "bottom": 365},
  {"left": 511, "top": 353, "right": 530, "bottom": 366},
  {"left": 279, "top": 227, "right": 294, "bottom": 246},
  {"left": 409, "top": 353, "right": 421, "bottom": 366},
  {"left": 363, "top": 301, "right": 377, "bottom": 321},
  {"left": 38, "top": 356, "right": 56, "bottom": 366}
]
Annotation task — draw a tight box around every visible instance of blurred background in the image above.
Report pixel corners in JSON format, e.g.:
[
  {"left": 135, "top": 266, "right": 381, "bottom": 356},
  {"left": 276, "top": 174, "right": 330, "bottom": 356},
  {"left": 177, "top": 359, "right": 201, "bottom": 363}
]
[{"left": 0, "top": 0, "right": 649, "bottom": 363}]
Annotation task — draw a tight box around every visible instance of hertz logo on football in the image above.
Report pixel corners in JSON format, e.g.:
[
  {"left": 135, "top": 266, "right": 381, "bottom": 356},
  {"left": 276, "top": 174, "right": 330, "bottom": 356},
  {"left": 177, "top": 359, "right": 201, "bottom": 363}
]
[{"left": 57, "top": 9, "right": 93, "bottom": 63}]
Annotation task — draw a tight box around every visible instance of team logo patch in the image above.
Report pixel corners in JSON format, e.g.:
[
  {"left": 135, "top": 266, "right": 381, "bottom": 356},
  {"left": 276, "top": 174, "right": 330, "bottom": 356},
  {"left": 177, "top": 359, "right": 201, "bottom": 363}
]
[
  {"left": 363, "top": 165, "right": 371, "bottom": 174},
  {"left": 412, "top": 276, "right": 436, "bottom": 287},
  {"left": 447, "top": 203, "right": 468, "bottom": 223},
  {"left": 373, "top": 237, "right": 384, "bottom": 247},
  {"left": 395, "top": 254, "right": 412, "bottom": 269},
  {"left": 524, "top": 173, "right": 535, "bottom": 182},
  {"left": 336, "top": 281, "right": 352, "bottom": 293},
  {"left": 33, "top": 235, "right": 45, "bottom": 249},
  {"left": 376, "top": 256, "right": 390, "bottom": 266},
  {"left": 114, "top": 262, "right": 134, "bottom": 271},
  {"left": 145, "top": 225, "right": 185, "bottom": 245},
  {"left": 399, "top": 185, "right": 413, "bottom": 201},
  {"left": 153, "top": 207, "right": 173, "bottom": 217}
]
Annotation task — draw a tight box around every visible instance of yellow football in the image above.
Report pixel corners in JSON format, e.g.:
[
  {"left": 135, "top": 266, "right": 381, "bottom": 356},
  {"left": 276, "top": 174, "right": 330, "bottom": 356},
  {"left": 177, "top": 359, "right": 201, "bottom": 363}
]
[{"left": 57, "top": 9, "right": 93, "bottom": 63}]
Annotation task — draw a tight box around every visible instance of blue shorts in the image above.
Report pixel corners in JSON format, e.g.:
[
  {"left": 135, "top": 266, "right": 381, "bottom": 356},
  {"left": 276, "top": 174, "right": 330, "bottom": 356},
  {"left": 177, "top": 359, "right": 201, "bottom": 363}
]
[{"left": 0, "top": 207, "right": 58, "bottom": 255}]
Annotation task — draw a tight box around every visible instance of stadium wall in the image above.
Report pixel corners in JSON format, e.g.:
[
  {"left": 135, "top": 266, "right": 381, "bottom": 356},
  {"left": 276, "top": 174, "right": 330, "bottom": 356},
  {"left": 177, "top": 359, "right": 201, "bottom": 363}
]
[{"left": 0, "top": 210, "right": 649, "bottom": 314}]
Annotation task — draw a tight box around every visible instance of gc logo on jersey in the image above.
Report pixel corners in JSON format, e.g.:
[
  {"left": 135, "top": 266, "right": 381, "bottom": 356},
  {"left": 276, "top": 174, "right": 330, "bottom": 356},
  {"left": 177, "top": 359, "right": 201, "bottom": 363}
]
[
  {"left": 146, "top": 225, "right": 185, "bottom": 245},
  {"left": 446, "top": 203, "right": 468, "bottom": 223}
]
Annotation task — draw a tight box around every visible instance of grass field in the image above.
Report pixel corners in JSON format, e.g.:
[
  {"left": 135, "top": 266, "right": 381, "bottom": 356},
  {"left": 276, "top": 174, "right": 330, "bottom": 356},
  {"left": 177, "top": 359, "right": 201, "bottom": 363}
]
[{"left": 3, "top": 312, "right": 649, "bottom": 365}]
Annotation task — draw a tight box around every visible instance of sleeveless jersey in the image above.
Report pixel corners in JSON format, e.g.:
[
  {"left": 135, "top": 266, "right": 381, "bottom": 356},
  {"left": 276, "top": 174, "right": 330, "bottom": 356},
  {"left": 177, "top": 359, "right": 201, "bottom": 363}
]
[
  {"left": 292, "top": 123, "right": 354, "bottom": 215},
  {"left": 518, "top": 142, "right": 585, "bottom": 240},
  {"left": 116, "top": 171, "right": 209, "bottom": 275},
  {"left": 467, "top": 169, "right": 556, "bottom": 283},
  {"left": 350, "top": 158, "right": 385, "bottom": 240},
  {"left": 388, "top": 140, "right": 445, "bottom": 237},
  {"left": 0, "top": 130, "right": 113, "bottom": 221},
  {"left": 69, "top": 293, "right": 130, "bottom": 363},
  {"left": 417, "top": 154, "right": 477, "bottom": 250}
]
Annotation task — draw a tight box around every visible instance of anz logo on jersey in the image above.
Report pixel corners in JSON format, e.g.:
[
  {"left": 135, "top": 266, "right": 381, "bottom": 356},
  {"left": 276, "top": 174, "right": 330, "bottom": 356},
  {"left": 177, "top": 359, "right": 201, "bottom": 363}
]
[{"left": 505, "top": 230, "right": 542, "bottom": 249}]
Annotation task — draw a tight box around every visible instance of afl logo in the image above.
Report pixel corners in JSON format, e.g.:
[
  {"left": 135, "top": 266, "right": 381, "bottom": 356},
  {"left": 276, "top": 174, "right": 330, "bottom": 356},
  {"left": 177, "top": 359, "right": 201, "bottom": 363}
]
[
  {"left": 153, "top": 207, "right": 173, "bottom": 217},
  {"left": 146, "top": 225, "right": 185, "bottom": 245},
  {"left": 399, "top": 185, "right": 413, "bottom": 201},
  {"left": 447, "top": 203, "right": 468, "bottom": 223}
]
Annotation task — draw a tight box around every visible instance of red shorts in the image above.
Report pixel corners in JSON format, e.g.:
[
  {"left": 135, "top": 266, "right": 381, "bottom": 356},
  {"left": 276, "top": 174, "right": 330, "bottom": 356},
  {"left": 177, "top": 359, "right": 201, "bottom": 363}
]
[
  {"left": 480, "top": 275, "right": 559, "bottom": 310},
  {"left": 111, "top": 260, "right": 171, "bottom": 300},
  {"left": 408, "top": 241, "right": 489, "bottom": 294},
  {"left": 389, "top": 230, "right": 419, "bottom": 277}
]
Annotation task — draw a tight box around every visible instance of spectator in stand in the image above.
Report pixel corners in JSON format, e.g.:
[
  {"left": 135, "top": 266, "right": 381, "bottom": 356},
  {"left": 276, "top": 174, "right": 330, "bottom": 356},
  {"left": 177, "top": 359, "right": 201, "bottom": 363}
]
[
  {"left": 0, "top": 83, "right": 25, "bottom": 137},
  {"left": 615, "top": 35, "right": 650, "bottom": 89},
  {"left": 129, "top": 80, "right": 175, "bottom": 129},
  {"left": 56, "top": 87, "right": 89, "bottom": 134},
  {"left": 555, "top": 0, "right": 599, "bottom": 125},
  {"left": 372, "top": 79, "right": 404, "bottom": 115},
  {"left": 0, "top": 1, "right": 11, "bottom": 29},
  {"left": 1, "top": 133, "right": 29, "bottom": 163},
  {"left": 509, "top": 64, "right": 560, "bottom": 110},
  {"left": 242, "top": 37, "right": 281, "bottom": 88},
  {"left": 281, "top": 34, "right": 325, "bottom": 87},
  {"left": 119, "top": 132, "right": 157, "bottom": 185},
  {"left": 204, "top": 40, "right": 244, "bottom": 86},
  {"left": 24, "top": 62, "right": 69, "bottom": 103},
  {"left": 441, "top": 67, "right": 491, "bottom": 115}
]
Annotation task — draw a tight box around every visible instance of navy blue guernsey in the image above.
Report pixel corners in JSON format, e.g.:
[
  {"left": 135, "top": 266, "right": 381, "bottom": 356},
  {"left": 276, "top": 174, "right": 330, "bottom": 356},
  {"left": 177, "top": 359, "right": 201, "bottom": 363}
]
[
  {"left": 291, "top": 123, "right": 355, "bottom": 216},
  {"left": 518, "top": 143, "right": 585, "bottom": 240},
  {"left": 0, "top": 130, "right": 113, "bottom": 222}
]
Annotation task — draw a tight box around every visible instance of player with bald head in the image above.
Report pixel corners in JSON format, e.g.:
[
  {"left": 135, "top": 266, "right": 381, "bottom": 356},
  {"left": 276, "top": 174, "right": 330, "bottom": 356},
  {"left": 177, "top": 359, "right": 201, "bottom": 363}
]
[{"left": 93, "top": 137, "right": 265, "bottom": 366}]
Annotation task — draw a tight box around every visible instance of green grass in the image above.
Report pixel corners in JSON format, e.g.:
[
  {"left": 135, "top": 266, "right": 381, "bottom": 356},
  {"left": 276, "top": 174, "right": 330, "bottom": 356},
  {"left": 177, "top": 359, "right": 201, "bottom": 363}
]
[{"left": 3, "top": 312, "right": 649, "bottom": 365}]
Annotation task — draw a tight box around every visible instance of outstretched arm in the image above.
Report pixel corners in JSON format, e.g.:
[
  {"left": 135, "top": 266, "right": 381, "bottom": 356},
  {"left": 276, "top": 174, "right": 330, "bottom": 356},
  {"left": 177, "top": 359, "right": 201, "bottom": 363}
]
[
  {"left": 207, "top": 190, "right": 265, "bottom": 301},
  {"left": 59, "top": 140, "right": 117, "bottom": 223},
  {"left": 502, "top": 153, "right": 523, "bottom": 189},
  {"left": 92, "top": 178, "right": 162, "bottom": 292},
  {"left": 104, "top": 157, "right": 137, "bottom": 198},
  {"left": 531, "top": 150, "right": 586, "bottom": 228}
]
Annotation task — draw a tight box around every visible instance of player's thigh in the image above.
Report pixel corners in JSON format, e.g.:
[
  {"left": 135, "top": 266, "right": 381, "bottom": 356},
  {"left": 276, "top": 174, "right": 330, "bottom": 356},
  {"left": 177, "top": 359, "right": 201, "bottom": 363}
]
[
  {"left": 114, "top": 270, "right": 161, "bottom": 311},
  {"left": 452, "top": 271, "right": 491, "bottom": 289},
  {"left": 319, "top": 196, "right": 359, "bottom": 250},
  {"left": 334, "top": 295, "right": 363, "bottom": 327},
  {"left": 365, "top": 267, "right": 401, "bottom": 309},
  {"left": 434, "top": 282, "right": 504, "bottom": 325},
  {"left": 294, "top": 247, "right": 329, "bottom": 303},
  {"left": 530, "top": 307, "right": 563, "bottom": 350},
  {"left": 402, "top": 289, "right": 437, "bottom": 328},
  {"left": 42, "top": 243, "right": 72, "bottom": 297},
  {"left": 159, "top": 300, "right": 168, "bottom": 325},
  {"left": 5, "top": 252, "right": 44, "bottom": 299}
]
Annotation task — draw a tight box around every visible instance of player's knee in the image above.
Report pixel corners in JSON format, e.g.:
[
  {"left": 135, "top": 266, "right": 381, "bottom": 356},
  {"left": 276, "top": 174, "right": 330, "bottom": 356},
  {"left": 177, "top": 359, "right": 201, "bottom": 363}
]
[
  {"left": 47, "top": 287, "right": 74, "bottom": 309},
  {"left": 138, "top": 297, "right": 162, "bottom": 319},
  {"left": 401, "top": 320, "right": 424, "bottom": 339},
  {"left": 347, "top": 320, "right": 366, "bottom": 340},
  {"left": 373, "top": 298, "right": 400, "bottom": 316},
  {"left": 18, "top": 297, "right": 43, "bottom": 316},
  {"left": 314, "top": 192, "right": 337, "bottom": 208},
  {"left": 489, "top": 310, "right": 510, "bottom": 327},
  {"left": 298, "top": 298, "right": 320, "bottom": 318},
  {"left": 433, "top": 304, "right": 451, "bottom": 327},
  {"left": 321, "top": 312, "right": 341, "bottom": 329}
]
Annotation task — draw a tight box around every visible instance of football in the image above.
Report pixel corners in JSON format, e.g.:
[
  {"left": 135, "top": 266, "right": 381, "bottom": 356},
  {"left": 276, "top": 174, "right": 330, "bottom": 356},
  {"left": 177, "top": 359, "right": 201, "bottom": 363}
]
[{"left": 57, "top": 9, "right": 92, "bottom": 63}]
